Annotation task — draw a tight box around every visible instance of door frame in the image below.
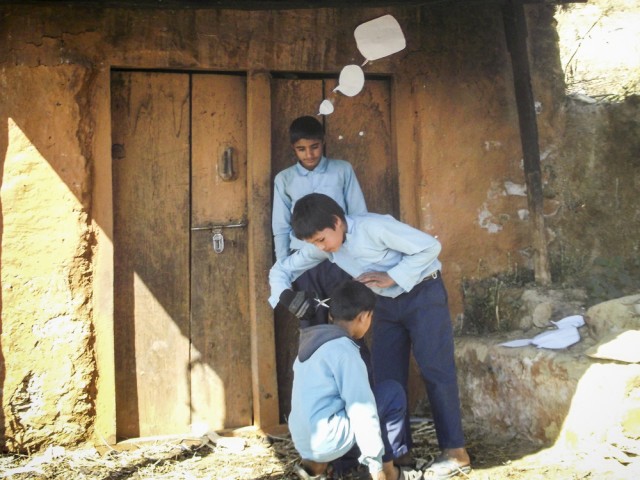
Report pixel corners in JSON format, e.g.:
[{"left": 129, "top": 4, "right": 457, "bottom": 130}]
[
  {"left": 93, "top": 69, "right": 279, "bottom": 444},
  {"left": 92, "top": 68, "right": 414, "bottom": 443}
]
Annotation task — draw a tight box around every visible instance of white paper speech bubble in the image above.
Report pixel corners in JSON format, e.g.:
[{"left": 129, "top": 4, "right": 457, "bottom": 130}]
[
  {"left": 318, "top": 99, "right": 334, "bottom": 116},
  {"left": 333, "top": 64, "right": 365, "bottom": 97},
  {"left": 354, "top": 14, "right": 406, "bottom": 65}
]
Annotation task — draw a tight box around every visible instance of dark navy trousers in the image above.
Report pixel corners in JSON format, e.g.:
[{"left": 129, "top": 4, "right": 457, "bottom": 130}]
[
  {"left": 330, "top": 379, "right": 410, "bottom": 474},
  {"left": 371, "top": 275, "right": 465, "bottom": 450}
]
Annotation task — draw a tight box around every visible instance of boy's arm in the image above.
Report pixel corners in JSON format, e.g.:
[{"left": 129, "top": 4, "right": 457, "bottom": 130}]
[
  {"left": 343, "top": 164, "right": 368, "bottom": 215},
  {"left": 333, "top": 348, "right": 384, "bottom": 476},
  {"left": 268, "top": 245, "right": 329, "bottom": 307},
  {"left": 373, "top": 217, "right": 443, "bottom": 292},
  {"left": 272, "top": 175, "right": 293, "bottom": 261}
]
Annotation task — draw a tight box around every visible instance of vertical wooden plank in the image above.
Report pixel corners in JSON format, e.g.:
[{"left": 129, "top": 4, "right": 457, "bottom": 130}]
[
  {"left": 112, "top": 71, "right": 191, "bottom": 438},
  {"left": 190, "top": 74, "right": 252, "bottom": 429},
  {"left": 503, "top": 0, "right": 551, "bottom": 285},
  {"left": 393, "top": 77, "right": 420, "bottom": 227},
  {"left": 247, "top": 71, "right": 280, "bottom": 428},
  {"left": 94, "top": 68, "right": 118, "bottom": 444},
  {"left": 270, "top": 78, "right": 323, "bottom": 421},
  {"left": 325, "top": 78, "right": 398, "bottom": 217}
]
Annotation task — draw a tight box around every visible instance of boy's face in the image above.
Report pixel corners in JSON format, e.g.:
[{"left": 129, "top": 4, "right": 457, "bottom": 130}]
[
  {"left": 292, "top": 138, "right": 323, "bottom": 171},
  {"left": 305, "top": 217, "right": 345, "bottom": 253}
]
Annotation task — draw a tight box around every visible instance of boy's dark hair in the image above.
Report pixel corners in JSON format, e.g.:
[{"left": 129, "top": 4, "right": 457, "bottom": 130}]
[
  {"left": 292, "top": 193, "right": 346, "bottom": 240},
  {"left": 289, "top": 116, "right": 325, "bottom": 144},
  {"left": 330, "top": 280, "right": 376, "bottom": 323}
]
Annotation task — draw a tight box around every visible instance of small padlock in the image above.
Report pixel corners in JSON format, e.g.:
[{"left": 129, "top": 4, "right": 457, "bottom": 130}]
[{"left": 212, "top": 229, "right": 224, "bottom": 253}]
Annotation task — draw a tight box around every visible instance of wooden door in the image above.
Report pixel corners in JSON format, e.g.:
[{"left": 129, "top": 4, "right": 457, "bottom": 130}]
[
  {"left": 112, "top": 72, "right": 191, "bottom": 438},
  {"left": 190, "top": 74, "right": 252, "bottom": 430},
  {"left": 271, "top": 76, "right": 397, "bottom": 420},
  {"left": 112, "top": 71, "right": 251, "bottom": 439}
]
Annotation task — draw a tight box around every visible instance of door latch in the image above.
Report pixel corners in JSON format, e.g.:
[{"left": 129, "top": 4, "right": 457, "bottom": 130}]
[
  {"left": 212, "top": 229, "right": 224, "bottom": 253},
  {"left": 191, "top": 221, "right": 247, "bottom": 254}
]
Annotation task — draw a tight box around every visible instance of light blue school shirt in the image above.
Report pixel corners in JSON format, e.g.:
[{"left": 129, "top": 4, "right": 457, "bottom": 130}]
[
  {"left": 268, "top": 213, "right": 443, "bottom": 307},
  {"left": 289, "top": 334, "right": 384, "bottom": 474},
  {"left": 272, "top": 156, "right": 367, "bottom": 261}
]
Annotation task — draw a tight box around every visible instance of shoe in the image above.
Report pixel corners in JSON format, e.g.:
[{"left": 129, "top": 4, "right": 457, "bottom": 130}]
[
  {"left": 397, "top": 465, "right": 424, "bottom": 479},
  {"left": 294, "top": 463, "right": 327, "bottom": 480},
  {"left": 422, "top": 458, "right": 471, "bottom": 479}
]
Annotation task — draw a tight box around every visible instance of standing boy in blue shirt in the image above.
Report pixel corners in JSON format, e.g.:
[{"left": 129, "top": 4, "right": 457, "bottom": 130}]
[
  {"left": 289, "top": 279, "right": 422, "bottom": 480},
  {"left": 272, "top": 116, "right": 367, "bottom": 327},
  {"left": 271, "top": 193, "right": 471, "bottom": 479}
]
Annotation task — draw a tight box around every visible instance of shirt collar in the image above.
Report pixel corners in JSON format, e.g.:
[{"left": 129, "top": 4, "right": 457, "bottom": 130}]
[
  {"left": 344, "top": 215, "right": 354, "bottom": 245},
  {"left": 294, "top": 156, "right": 328, "bottom": 176}
]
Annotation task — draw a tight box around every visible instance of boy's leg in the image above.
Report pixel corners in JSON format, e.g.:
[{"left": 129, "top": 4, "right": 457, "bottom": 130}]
[
  {"left": 371, "top": 296, "right": 413, "bottom": 447},
  {"left": 405, "top": 276, "right": 465, "bottom": 450},
  {"left": 373, "top": 379, "right": 410, "bottom": 462},
  {"left": 293, "top": 259, "right": 351, "bottom": 327}
]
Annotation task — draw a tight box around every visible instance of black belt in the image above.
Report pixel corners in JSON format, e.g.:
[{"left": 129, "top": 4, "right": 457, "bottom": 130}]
[{"left": 420, "top": 270, "right": 441, "bottom": 284}]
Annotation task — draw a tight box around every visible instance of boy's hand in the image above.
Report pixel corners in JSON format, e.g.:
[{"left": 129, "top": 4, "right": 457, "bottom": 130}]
[
  {"left": 279, "top": 289, "right": 316, "bottom": 320},
  {"left": 356, "top": 271, "right": 396, "bottom": 289}
]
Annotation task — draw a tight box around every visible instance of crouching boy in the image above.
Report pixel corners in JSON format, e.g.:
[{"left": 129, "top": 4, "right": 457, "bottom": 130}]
[{"left": 289, "top": 280, "right": 422, "bottom": 480}]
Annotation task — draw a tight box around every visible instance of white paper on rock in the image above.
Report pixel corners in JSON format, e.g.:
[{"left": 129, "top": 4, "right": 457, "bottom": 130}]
[
  {"left": 334, "top": 64, "right": 365, "bottom": 97},
  {"left": 354, "top": 14, "right": 406, "bottom": 64},
  {"left": 499, "top": 315, "right": 585, "bottom": 349},
  {"left": 551, "top": 314, "right": 585, "bottom": 329},
  {"left": 531, "top": 326, "right": 581, "bottom": 349},
  {"left": 499, "top": 338, "right": 534, "bottom": 348}
]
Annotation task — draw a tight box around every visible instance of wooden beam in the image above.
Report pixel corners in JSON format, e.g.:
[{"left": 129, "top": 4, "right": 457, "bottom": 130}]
[
  {"left": 11, "top": 0, "right": 587, "bottom": 10},
  {"left": 246, "top": 71, "right": 280, "bottom": 428},
  {"left": 502, "top": 0, "right": 551, "bottom": 285}
]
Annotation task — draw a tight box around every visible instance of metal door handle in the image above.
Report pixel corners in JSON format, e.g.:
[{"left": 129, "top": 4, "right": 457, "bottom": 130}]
[{"left": 218, "top": 146, "right": 235, "bottom": 181}]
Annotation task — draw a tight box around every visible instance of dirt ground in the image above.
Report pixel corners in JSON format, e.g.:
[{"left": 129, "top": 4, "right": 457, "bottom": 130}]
[{"left": 1, "top": 420, "right": 636, "bottom": 479}]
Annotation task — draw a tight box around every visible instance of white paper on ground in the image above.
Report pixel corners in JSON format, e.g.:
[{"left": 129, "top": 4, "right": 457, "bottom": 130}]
[
  {"left": 334, "top": 64, "right": 365, "bottom": 97},
  {"left": 354, "top": 14, "right": 406, "bottom": 64}
]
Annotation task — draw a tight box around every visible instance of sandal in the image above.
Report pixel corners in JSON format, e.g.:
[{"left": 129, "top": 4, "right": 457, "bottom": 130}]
[
  {"left": 396, "top": 465, "right": 424, "bottom": 480},
  {"left": 294, "top": 463, "right": 327, "bottom": 480},
  {"left": 422, "top": 458, "right": 471, "bottom": 479}
]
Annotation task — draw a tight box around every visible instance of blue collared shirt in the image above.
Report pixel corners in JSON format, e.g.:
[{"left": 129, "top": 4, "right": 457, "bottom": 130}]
[
  {"left": 272, "top": 156, "right": 367, "bottom": 261},
  {"left": 269, "top": 213, "right": 443, "bottom": 306}
]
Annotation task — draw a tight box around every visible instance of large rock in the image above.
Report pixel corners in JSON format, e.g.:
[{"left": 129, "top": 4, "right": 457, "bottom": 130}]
[{"left": 456, "top": 293, "right": 640, "bottom": 461}]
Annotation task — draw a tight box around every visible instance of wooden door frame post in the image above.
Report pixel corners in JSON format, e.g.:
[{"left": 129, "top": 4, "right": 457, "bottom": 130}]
[
  {"left": 246, "top": 71, "right": 280, "bottom": 428},
  {"left": 502, "top": 0, "right": 551, "bottom": 285}
]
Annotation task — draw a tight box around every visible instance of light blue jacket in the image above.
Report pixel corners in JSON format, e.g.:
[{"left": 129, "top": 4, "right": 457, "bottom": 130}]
[
  {"left": 272, "top": 157, "right": 367, "bottom": 261},
  {"left": 289, "top": 324, "right": 384, "bottom": 475}
]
